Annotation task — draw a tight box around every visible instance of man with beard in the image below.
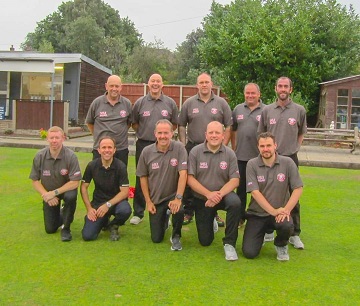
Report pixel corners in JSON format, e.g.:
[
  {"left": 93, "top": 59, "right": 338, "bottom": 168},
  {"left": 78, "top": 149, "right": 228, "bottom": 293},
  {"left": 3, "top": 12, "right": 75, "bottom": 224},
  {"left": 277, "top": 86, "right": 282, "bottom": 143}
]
[
  {"left": 187, "top": 121, "right": 241, "bottom": 261},
  {"left": 136, "top": 120, "right": 187, "bottom": 251},
  {"left": 242, "top": 132, "right": 303, "bottom": 261},
  {"left": 86, "top": 75, "right": 132, "bottom": 165},
  {"left": 231, "top": 83, "right": 264, "bottom": 226},
  {"left": 257, "top": 77, "right": 307, "bottom": 249},
  {"left": 130, "top": 74, "right": 179, "bottom": 225}
]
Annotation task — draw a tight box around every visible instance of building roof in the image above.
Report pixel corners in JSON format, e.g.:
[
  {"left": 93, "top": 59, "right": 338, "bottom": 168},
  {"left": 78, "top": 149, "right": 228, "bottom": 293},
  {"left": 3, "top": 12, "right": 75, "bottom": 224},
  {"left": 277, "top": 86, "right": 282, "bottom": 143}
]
[
  {"left": 320, "top": 75, "right": 360, "bottom": 86},
  {"left": 0, "top": 51, "right": 111, "bottom": 74}
]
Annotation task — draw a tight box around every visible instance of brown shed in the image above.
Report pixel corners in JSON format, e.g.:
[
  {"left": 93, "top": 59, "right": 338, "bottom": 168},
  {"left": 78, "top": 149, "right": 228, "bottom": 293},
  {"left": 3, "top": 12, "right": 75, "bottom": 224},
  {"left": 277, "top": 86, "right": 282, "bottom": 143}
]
[{"left": 319, "top": 75, "right": 360, "bottom": 130}]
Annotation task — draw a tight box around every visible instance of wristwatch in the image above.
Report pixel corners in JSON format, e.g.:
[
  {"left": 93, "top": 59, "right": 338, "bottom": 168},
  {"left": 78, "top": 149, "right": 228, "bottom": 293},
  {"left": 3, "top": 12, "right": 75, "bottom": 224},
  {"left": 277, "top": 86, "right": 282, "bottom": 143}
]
[
  {"left": 106, "top": 202, "right": 112, "bottom": 208},
  {"left": 54, "top": 189, "right": 59, "bottom": 196},
  {"left": 175, "top": 194, "right": 183, "bottom": 200}
]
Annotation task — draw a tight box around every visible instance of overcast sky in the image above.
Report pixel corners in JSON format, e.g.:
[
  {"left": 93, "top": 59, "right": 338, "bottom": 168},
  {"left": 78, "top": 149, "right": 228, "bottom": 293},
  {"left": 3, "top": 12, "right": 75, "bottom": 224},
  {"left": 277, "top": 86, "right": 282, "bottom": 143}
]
[{"left": 0, "top": 0, "right": 359, "bottom": 52}]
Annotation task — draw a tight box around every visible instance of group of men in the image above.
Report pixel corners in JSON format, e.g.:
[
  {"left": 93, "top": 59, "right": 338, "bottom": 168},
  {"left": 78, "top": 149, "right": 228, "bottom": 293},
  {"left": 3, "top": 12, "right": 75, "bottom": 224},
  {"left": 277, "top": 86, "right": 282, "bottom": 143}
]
[{"left": 29, "top": 73, "right": 306, "bottom": 262}]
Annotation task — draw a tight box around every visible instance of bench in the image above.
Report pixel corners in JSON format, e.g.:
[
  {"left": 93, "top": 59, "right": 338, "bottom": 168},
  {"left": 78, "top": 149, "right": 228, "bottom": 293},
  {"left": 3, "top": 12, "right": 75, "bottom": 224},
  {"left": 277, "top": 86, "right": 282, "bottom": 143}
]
[{"left": 304, "top": 127, "right": 360, "bottom": 154}]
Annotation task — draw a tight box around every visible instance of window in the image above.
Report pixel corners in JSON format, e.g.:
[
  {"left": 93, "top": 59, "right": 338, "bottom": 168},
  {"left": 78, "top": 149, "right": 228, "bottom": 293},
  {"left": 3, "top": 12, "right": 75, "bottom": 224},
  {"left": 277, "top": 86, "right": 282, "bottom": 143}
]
[
  {"left": 350, "top": 88, "right": 360, "bottom": 129},
  {"left": 21, "top": 65, "right": 64, "bottom": 101},
  {"left": 336, "top": 89, "right": 348, "bottom": 129}
]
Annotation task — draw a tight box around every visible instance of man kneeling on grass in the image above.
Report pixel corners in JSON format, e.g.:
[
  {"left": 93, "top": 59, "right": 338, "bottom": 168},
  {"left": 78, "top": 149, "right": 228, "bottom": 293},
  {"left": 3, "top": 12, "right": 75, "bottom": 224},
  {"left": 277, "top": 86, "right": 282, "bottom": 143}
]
[
  {"left": 242, "top": 132, "right": 303, "bottom": 261},
  {"left": 136, "top": 119, "right": 187, "bottom": 251},
  {"left": 81, "top": 137, "right": 132, "bottom": 241},
  {"left": 187, "top": 121, "right": 241, "bottom": 261},
  {"left": 29, "top": 126, "right": 81, "bottom": 242}
]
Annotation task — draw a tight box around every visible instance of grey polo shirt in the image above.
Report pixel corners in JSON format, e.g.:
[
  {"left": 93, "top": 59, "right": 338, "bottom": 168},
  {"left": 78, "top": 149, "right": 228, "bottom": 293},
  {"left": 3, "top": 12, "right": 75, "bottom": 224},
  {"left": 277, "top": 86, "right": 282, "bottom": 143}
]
[
  {"left": 29, "top": 146, "right": 81, "bottom": 191},
  {"left": 132, "top": 93, "right": 179, "bottom": 141},
  {"left": 246, "top": 154, "right": 303, "bottom": 217},
  {"left": 136, "top": 140, "right": 187, "bottom": 205},
  {"left": 188, "top": 142, "right": 239, "bottom": 200},
  {"left": 178, "top": 93, "right": 232, "bottom": 144},
  {"left": 232, "top": 101, "right": 264, "bottom": 161},
  {"left": 257, "top": 100, "right": 307, "bottom": 156},
  {"left": 85, "top": 94, "right": 132, "bottom": 151}
]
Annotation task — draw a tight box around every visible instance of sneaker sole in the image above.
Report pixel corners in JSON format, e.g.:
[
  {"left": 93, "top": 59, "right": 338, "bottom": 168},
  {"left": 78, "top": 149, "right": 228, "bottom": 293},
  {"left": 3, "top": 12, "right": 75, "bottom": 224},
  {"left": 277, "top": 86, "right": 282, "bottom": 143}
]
[{"left": 289, "top": 242, "right": 304, "bottom": 250}]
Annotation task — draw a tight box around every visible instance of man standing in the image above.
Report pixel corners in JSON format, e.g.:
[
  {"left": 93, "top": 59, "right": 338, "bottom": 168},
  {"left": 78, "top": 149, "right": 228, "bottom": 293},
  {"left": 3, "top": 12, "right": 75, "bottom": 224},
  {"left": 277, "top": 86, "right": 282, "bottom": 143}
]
[
  {"left": 242, "top": 132, "right": 303, "bottom": 261},
  {"left": 179, "top": 73, "right": 233, "bottom": 226},
  {"left": 231, "top": 83, "right": 264, "bottom": 226},
  {"left": 258, "top": 76, "right": 307, "bottom": 249},
  {"left": 130, "top": 74, "right": 179, "bottom": 225},
  {"left": 81, "top": 137, "right": 132, "bottom": 241},
  {"left": 29, "top": 126, "right": 81, "bottom": 241},
  {"left": 86, "top": 75, "right": 132, "bottom": 165},
  {"left": 187, "top": 121, "right": 241, "bottom": 261},
  {"left": 136, "top": 119, "right": 187, "bottom": 251}
]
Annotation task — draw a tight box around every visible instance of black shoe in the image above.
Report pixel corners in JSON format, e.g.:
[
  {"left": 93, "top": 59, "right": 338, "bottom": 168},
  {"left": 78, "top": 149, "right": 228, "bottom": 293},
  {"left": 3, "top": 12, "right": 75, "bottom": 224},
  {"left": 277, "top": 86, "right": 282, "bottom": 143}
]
[
  {"left": 61, "top": 229, "right": 72, "bottom": 242},
  {"left": 109, "top": 225, "right": 120, "bottom": 241}
]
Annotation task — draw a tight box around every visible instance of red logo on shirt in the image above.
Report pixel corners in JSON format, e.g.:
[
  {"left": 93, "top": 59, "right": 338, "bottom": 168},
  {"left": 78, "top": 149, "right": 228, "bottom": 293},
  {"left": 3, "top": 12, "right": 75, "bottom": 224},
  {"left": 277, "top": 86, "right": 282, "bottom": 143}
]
[
  {"left": 143, "top": 111, "right": 150, "bottom": 117},
  {"left": 220, "top": 161, "right": 228, "bottom": 170},
  {"left": 288, "top": 118, "right": 297, "bottom": 126},
  {"left": 237, "top": 114, "right": 244, "bottom": 120},
  {"left": 257, "top": 176, "right": 265, "bottom": 182},
  {"left": 193, "top": 108, "right": 199, "bottom": 114},
  {"left": 60, "top": 169, "right": 69, "bottom": 175},
  {"left": 170, "top": 158, "right": 178, "bottom": 166},
  {"left": 99, "top": 111, "right": 107, "bottom": 117},
  {"left": 120, "top": 110, "right": 127, "bottom": 117},
  {"left": 200, "top": 162, "right": 208, "bottom": 169},
  {"left": 211, "top": 108, "right": 218, "bottom": 114},
  {"left": 277, "top": 173, "right": 286, "bottom": 182},
  {"left": 270, "top": 118, "right": 276, "bottom": 125},
  {"left": 161, "top": 110, "right": 169, "bottom": 117},
  {"left": 256, "top": 115, "right": 261, "bottom": 121},
  {"left": 152, "top": 163, "right": 159, "bottom": 169}
]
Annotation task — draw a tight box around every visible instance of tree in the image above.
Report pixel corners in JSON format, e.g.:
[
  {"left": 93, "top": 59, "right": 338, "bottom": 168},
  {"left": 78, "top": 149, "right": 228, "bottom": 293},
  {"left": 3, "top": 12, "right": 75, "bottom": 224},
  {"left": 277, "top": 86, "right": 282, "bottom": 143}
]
[
  {"left": 174, "top": 28, "right": 205, "bottom": 84},
  {"left": 124, "top": 40, "right": 176, "bottom": 83},
  {"left": 21, "top": 0, "right": 142, "bottom": 73},
  {"left": 199, "top": 0, "right": 360, "bottom": 114}
]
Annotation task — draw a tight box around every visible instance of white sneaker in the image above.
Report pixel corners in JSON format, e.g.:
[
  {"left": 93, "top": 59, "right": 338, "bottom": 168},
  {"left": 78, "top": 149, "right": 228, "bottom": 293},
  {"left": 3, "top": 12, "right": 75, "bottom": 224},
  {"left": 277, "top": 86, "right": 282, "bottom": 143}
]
[
  {"left": 213, "top": 217, "right": 218, "bottom": 233},
  {"left": 130, "top": 216, "right": 143, "bottom": 225},
  {"left": 275, "top": 245, "right": 289, "bottom": 261},
  {"left": 224, "top": 244, "right": 238, "bottom": 261},
  {"left": 289, "top": 235, "right": 304, "bottom": 249},
  {"left": 264, "top": 232, "right": 274, "bottom": 242}
]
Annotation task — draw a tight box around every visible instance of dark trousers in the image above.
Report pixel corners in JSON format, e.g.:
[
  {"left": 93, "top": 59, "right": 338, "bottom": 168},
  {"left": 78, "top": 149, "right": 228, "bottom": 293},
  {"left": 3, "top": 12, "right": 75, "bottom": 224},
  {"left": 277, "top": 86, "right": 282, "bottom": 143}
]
[
  {"left": 82, "top": 200, "right": 132, "bottom": 241},
  {"left": 92, "top": 148, "right": 129, "bottom": 166},
  {"left": 242, "top": 214, "right": 294, "bottom": 259},
  {"left": 193, "top": 192, "right": 241, "bottom": 247},
  {"left": 42, "top": 189, "right": 77, "bottom": 234},
  {"left": 149, "top": 200, "right": 184, "bottom": 243},
  {"left": 183, "top": 141, "right": 199, "bottom": 216},
  {"left": 236, "top": 160, "right": 248, "bottom": 222},
  {"left": 133, "top": 139, "right": 155, "bottom": 218},
  {"left": 287, "top": 153, "right": 301, "bottom": 236}
]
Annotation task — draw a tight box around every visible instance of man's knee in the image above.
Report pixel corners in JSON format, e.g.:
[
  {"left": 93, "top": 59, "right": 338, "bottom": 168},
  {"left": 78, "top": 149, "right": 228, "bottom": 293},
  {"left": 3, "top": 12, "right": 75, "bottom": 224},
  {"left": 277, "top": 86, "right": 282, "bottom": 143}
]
[
  {"left": 242, "top": 244, "right": 260, "bottom": 259},
  {"left": 198, "top": 234, "right": 214, "bottom": 246},
  {"left": 45, "top": 225, "right": 58, "bottom": 234},
  {"left": 82, "top": 230, "right": 98, "bottom": 241}
]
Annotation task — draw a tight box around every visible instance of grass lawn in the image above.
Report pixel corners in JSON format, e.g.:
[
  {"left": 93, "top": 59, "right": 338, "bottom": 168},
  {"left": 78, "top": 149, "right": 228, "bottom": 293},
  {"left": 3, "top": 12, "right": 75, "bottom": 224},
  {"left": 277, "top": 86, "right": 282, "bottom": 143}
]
[{"left": 0, "top": 147, "right": 359, "bottom": 305}]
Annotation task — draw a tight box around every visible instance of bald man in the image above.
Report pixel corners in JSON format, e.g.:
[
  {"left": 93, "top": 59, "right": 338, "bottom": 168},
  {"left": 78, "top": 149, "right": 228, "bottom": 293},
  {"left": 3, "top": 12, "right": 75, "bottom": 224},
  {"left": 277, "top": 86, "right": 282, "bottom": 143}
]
[
  {"left": 86, "top": 75, "right": 132, "bottom": 165},
  {"left": 130, "top": 74, "right": 179, "bottom": 225}
]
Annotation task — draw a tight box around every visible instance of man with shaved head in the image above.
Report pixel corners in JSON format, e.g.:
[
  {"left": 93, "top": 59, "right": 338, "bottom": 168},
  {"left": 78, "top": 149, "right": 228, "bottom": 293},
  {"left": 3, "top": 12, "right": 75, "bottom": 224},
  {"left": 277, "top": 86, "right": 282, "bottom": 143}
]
[
  {"left": 86, "top": 74, "right": 132, "bottom": 165},
  {"left": 130, "top": 73, "right": 179, "bottom": 225},
  {"left": 187, "top": 121, "right": 241, "bottom": 261}
]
